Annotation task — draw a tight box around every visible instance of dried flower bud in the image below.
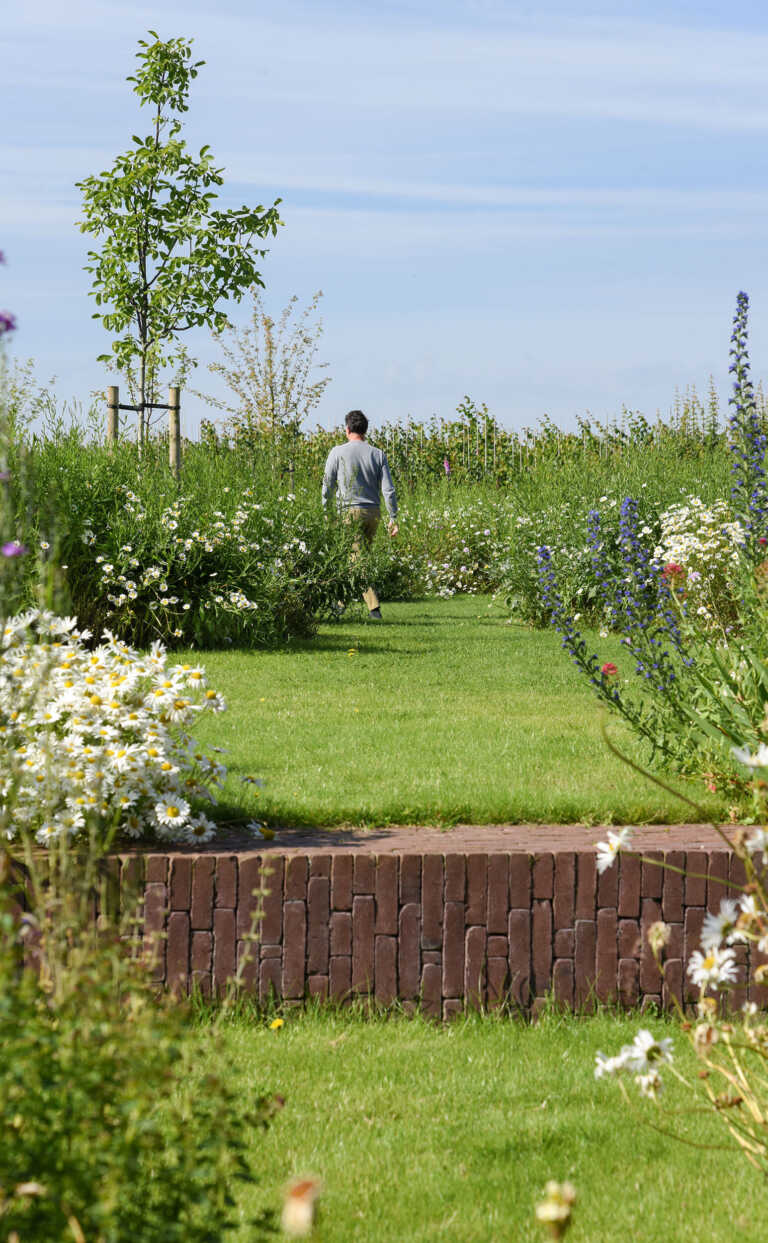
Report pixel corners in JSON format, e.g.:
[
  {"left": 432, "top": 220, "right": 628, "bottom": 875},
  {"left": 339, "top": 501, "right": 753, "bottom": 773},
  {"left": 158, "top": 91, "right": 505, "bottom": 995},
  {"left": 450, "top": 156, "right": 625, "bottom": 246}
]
[
  {"left": 647, "top": 921, "right": 671, "bottom": 955},
  {"left": 281, "top": 1177, "right": 322, "bottom": 1237},
  {"left": 535, "top": 1181, "right": 576, "bottom": 1239}
]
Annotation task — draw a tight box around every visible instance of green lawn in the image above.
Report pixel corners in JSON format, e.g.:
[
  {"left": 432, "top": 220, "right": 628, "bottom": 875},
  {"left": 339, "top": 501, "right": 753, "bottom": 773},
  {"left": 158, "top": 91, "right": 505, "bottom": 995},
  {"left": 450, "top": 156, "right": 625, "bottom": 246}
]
[
  {"left": 204, "top": 1008, "right": 765, "bottom": 1242},
  {"left": 187, "top": 596, "right": 727, "bottom": 827}
]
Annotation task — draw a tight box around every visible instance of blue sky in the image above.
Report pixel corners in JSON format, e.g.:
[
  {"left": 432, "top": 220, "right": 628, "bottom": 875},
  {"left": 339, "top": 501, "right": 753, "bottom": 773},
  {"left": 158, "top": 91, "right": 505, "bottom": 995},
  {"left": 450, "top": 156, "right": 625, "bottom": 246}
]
[{"left": 5, "top": 0, "right": 768, "bottom": 434}]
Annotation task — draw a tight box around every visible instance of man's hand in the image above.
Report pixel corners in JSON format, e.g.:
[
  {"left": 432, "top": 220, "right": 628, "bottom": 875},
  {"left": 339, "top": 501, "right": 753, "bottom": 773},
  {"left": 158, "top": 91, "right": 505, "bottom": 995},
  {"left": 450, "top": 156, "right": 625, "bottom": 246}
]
[{"left": 388, "top": 520, "right": 399, "bottom": 537}]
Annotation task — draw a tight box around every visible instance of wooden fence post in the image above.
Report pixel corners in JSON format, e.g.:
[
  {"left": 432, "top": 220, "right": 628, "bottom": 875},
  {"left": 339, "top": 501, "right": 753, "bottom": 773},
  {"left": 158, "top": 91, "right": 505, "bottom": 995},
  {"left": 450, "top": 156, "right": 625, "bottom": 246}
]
[
  {"left": 168, "top": 387, "right": 181, "bottom": 479},
  {"left": 107, "top": 386, "right": 119, "bottom": 445}
]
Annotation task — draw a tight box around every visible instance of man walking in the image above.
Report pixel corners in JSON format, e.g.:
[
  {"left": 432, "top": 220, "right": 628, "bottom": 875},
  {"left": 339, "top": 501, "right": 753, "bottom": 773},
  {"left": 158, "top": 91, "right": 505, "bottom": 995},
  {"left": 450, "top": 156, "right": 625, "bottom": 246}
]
[{"left": 321, "top": 410, "right": 398, "bottom": 619}]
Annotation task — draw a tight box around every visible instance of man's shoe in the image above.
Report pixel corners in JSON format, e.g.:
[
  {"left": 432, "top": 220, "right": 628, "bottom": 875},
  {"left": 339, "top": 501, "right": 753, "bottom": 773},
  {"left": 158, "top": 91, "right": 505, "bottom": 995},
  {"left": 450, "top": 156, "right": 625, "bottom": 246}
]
[{"left": 368, "top": 607, "right": 383, "bottom": 620}]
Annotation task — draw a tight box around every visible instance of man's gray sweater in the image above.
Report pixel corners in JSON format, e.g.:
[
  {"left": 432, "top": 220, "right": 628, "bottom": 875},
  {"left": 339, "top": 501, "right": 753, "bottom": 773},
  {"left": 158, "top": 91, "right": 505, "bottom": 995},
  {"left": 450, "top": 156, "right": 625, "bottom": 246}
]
[{"left": 321, "top": 440, "right": 398, "bottom": 518}]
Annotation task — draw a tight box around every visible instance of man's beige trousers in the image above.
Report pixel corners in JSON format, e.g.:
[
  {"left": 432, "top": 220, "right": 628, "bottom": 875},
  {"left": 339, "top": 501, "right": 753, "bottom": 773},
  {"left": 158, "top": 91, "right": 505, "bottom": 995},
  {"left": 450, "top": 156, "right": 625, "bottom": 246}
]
[{"left": 345, "top": 506, "right": 380, "bottom": 611}]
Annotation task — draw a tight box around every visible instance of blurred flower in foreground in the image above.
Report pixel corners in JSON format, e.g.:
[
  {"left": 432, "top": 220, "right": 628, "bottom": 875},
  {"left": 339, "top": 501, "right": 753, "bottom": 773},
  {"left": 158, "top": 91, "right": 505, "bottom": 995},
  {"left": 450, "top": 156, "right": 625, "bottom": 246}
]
[
  {"left": 535, "top": 1181, "right": 576, "bottom": 1239},
  {"left": 595, "top": 826, "right": 633, "bottom": 873},
  {"left": 281, "top": 1176, "right": 322, "bottom": 1237},
  {"left": 269, "top": 1017, "right": 284, "bottom": 1031}
]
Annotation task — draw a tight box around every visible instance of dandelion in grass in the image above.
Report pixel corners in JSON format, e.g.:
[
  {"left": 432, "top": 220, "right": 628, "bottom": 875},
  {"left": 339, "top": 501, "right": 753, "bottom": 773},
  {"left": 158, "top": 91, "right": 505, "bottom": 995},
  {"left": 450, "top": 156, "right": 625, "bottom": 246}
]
[
  {"left": 595, "top": 826, "right": 633, "bottom": 873},
  {"left": 535, "top": 1181, "right": 576, "bottom": 1240}
]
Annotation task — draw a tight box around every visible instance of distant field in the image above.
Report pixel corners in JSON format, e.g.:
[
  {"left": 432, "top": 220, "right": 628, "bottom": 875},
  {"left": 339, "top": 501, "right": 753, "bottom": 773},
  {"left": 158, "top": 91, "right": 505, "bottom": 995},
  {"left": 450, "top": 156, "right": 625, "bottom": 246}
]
[{"left": 188, "top": 596, "right": 727, "bottom": 828}]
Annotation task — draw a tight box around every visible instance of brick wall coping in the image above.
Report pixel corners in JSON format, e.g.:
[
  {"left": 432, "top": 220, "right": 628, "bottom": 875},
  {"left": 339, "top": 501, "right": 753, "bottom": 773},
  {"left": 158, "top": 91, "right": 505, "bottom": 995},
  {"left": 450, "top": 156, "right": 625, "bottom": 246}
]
[{"left": 127, "top": 823, "right": 736, "bottom": 856}]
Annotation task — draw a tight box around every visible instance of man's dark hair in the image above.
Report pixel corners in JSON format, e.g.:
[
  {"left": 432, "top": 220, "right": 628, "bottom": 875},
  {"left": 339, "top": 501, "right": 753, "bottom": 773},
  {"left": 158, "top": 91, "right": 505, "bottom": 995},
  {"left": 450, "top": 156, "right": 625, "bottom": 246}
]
[{"left": 345, "top": 409, "right": 368, "bottom": 436}]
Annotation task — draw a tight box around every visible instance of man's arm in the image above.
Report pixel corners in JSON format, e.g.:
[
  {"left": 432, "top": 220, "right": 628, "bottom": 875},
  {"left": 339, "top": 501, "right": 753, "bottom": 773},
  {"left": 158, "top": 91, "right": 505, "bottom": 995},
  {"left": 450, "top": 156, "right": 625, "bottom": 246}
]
[
  {"left": 380, "top": 452, "right": 398, "bottom": 521},
  {"left": 321, "top": 448, "right": 339, "bottom": 508}
]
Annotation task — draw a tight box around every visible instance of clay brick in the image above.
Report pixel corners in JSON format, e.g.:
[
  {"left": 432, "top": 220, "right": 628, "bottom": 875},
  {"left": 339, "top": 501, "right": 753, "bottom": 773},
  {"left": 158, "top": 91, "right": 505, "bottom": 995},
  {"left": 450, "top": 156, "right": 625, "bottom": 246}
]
[
  {"left": 444, "top": 854, "right": 465, "bottom": 902},
  {"left": 553, "top": 853, "right": 575, "bottom": 929},
  {"left": 236, "top": 939, "right": 259, "bottom": 993},
  {"left": 465, "top": 925, "right": 487, "bottom": 1009},
  {"left": 684, "top": 907, "right": 706, "bottom": 1000},
  {"left": 618, "top": 919, "right": 640, "bottom": 959},
  {"left": 282, "top": 900, "right": 306, "bottom": 999},
  {"left": 508, "top": 909, "right": 531, "bottom": 1007},
  {"left": 618, "top": 854, "right": 641, "bottom": 918},
  {"left": 487, "top": 956, "right": 508, "bottom": 1007},
  {"left": 121, "top": 856, "right": 144, "bottom": 906},
  {"left": 260, "top": 944, "right": 282, "bottom": 958},
  {"left": 641, "top": 851, "right": 664, "bottom": 899},
  {"left": 554, "top": 929, "right": 574, "bottom": 958},
  {"left": 353, "top": 855, "right": 376, "bottom": 895},
  {"left": 575, "top": 918, "right": 596, "bottom": 1010},
  {"left": 330, "top": 911, "right": 352, "bottom": 957},
  {"left": 399, "top": 902, "right": 421, "bottom": 998},
  {"left": 662, "top": 851, "right": 684, "bottom": 922},
  {"left": 375, "top": 935, "right": 397, "bottom": 1004},
  {"left": 400, "top": 854, "right": 421, "bottom": 904},
  {"left": 421, "top": 961, "right": 442, "bottom": 1018},
  {"left": 285, "top": 855, "right": 308, "bottom": 901},
  {"left": 142, "top": 882, "right": 167, "bottom": 981},
  {"left": 707, "top": 852, "right": 730, "bottom": 914},
  {"left": 331, "top": 855, "right": 353, "bottom": 909},
  {"left": 667, "top": 923, "right": 683, "bottom": 959},
  {"left": 532, "top": 854, "right": 554, "bottom": 899},
  {"left": 685, "top": 851, "right": 707, "bottom": 906},
  {"left": 662, "top": 958, "right": 683, "bottom": 1010},
  {"left": 443, "top": 998, "right": 463, "bottom": 1021},
  {"left": 730, "top": 852, "right": 747, "bottom": 893},
  {"left": 191, "top": 856, "right": 215, "bottom": 930},
  {"left": 422, "top": 854, "right": 444, "bottom": 949},
  {"left": 532, "top": 900, "right": 553, "bottom": 996},
  {"left": 641, "top": 994, "right": 661, "bottom": 1012},
  {"left": 215, "top": 856, "right": 237, "bottom": 908},
  {"left": 329, "top": 956, "right": 351, "bottom": 1000},
  {"left": 166, "top": 910, "right": 190, "bottom": 994},
  {"left": 310, "top": 855, "right": 331, "bottom": 878},
  {"left": 640, "top": 898, "right": 663, "bottom": 994},
  {"left": 596, "top": 908, "right": 618, "bottom": 1002},
  {"left": 553, "top": 958, "right": 574, "bottom": 1007},
  {"left": 259, "top": 955, "right": 282, "bottom": 1002},
  {"left": 466, "top": 855, "right": 488, "bottom": 925},
  {"left": 146, "top": 855, "right": 168, "bottom": 885},
  {"left": 213, "top": 908, "right": 236, "bottom": 996},
  {"left": 352, "top": 895, "right": 375, "bottom": 992},
  {"left": 730, "top": 946, "right": 749, "bottom": 1014},
  {"left": 308, "top": 974, "right": 328, "bottom": 1000},
  {"left": 575, "top": 852, "right": 597, "bottom": 919},
  {"left": 261, "top": 857, "right": 284, "bottom": 944},
  {"left": 488, "top": 934, "right": 508, "bottom": 958},
  {"left": 237, "top": 857, "right": 262, "bottom": 939},
  {"left": 375, "top": 856, "right": 398, "bottom": 934},
  {"left": 170, "top": 857, "right": 193, "bottom": 911},
  {"left": 509, "top": 854, "right": 531, "bottom": 907},
  {"left": 307, "top": 876, "right": 330, "bottom": 974},
  {"left": 487, "top": 854, "right": 509, "bottom": 934},
  {"left": 422, "top": 950, "right": 441, "bottom": 965},
  {"left": 191, "top": 930, "right": 212, "bottom": 996},
  {"left": 441, "top": 900, "right": 464, "bottom": 998},
  {"left": 618, "top": 957, "right": 639, "bottom": 1007},
  {"left": 596, "top": 853, "right": 618, "bottom": 907}
]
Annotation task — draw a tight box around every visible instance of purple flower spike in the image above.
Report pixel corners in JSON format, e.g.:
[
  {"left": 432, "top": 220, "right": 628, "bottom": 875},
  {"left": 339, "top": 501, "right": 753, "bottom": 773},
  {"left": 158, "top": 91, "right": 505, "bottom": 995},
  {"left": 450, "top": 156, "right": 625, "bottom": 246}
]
[
  {"left": 2, "top": 541, "right": 27, "bottom": 558},
  {"left": 443, "top": 456, "right": 451, "bottom": 476},
  {"left": 0, "top": 471, "right": 11, "bottom": 483},
  {"left": 0, "top": 311, "right": 16, "bottom": 336}
]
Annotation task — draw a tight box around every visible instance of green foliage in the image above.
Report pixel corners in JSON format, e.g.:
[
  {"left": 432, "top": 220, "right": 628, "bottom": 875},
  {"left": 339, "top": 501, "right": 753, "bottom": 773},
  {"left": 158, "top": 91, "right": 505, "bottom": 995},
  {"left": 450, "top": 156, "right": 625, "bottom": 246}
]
[
  {"left": 0, "top": 843, "right": 275, "bottom": 1241},
  {"left": 76, "top": 32, "right": 282, "bottom": 423}
]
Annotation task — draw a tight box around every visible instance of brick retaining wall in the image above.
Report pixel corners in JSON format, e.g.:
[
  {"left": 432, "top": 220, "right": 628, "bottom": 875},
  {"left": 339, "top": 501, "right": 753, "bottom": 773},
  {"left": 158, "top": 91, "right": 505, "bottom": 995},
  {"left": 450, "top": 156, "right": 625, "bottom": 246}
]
[{"left": 127, "top": 847, "right": 759, "bottom": 1016}]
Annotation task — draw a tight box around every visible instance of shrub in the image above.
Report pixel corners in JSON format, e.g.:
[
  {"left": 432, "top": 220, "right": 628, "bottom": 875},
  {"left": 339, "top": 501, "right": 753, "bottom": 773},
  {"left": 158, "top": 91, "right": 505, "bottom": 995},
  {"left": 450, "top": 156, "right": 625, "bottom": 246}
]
[
  {"left": 0, "top": 840, "right": 276, "bottom": 1242},
  {"left": 0, "top": 608, "right": 227, "bottom": 846}
]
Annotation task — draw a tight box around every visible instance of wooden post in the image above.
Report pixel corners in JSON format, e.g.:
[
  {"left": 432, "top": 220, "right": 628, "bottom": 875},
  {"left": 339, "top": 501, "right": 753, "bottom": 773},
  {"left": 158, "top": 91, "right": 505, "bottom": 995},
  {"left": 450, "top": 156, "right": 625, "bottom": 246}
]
[
  {"left": 168, "top": 387, "right": 181, "bottom": 480},
  {"left": 107, "top": 386, "right": 119, "bottom": 445}
]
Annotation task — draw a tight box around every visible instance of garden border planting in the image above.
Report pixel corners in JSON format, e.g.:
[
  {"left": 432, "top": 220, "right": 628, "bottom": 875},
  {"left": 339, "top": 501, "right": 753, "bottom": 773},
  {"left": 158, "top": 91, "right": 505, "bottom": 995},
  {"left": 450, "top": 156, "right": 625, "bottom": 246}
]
[{"left": 111, "top": 827, "right": 757, "bottom": 1015}]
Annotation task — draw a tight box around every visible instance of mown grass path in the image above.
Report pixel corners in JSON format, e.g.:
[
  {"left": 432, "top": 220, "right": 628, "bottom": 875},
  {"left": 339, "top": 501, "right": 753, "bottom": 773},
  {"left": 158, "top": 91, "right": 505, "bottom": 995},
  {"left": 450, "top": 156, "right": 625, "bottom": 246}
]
[
  {"left": 189, "top": 597, "right": 726, "bottom": 829},
  {"left": 218, "top": 1009, "right": 764, "bottom": 1242}
]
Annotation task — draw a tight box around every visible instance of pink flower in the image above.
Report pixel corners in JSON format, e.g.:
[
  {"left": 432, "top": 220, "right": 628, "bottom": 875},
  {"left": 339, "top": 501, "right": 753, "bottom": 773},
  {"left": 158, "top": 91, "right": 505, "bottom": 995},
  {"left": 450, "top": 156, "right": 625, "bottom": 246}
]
[
  {"left": 2, "top": 541, "right": 27, "bottom": 558},
  {"left": 662, "top": 562, "right": 684, "bottom": 577},
  {"left": 601, "top": 662, "right": 618, "bottom": 677}
]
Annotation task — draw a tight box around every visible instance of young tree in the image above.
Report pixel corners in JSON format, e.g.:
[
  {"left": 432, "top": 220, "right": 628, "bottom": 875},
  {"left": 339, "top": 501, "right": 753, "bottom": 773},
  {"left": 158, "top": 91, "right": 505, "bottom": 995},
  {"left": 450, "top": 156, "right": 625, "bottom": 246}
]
[
  {"left": 195, "top": 288, "right": 331, "bottom": 440},
  {"left": 76, "top": 32, "right": 282, "bottom": 441}
]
